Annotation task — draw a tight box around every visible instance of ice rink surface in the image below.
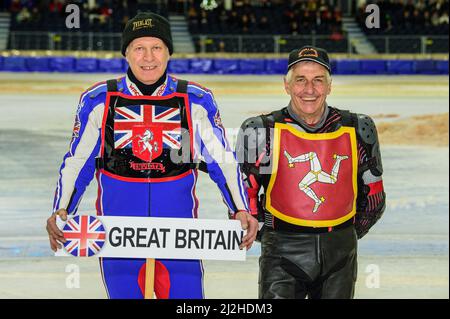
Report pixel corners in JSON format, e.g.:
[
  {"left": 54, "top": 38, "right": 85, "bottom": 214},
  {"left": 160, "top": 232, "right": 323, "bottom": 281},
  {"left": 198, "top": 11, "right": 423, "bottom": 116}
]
[{"left": 0, "top": 73, "right": 448, "bottom": 298}]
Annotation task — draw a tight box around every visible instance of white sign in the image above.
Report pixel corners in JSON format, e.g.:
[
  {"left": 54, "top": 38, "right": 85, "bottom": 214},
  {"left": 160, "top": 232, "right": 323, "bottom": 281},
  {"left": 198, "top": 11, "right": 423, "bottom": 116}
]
[{"left": 55, "top": 215, "right": 246, "bottom": 261}]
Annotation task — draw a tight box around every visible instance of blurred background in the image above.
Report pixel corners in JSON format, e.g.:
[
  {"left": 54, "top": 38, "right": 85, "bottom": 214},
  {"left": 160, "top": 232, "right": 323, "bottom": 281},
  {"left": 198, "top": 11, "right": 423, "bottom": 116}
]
[
  {"left": 0, "top": 0, "right": 448, "bottom": 61},
  {"left": 0, "top": 0, "right": 448, "bottom": 299}
]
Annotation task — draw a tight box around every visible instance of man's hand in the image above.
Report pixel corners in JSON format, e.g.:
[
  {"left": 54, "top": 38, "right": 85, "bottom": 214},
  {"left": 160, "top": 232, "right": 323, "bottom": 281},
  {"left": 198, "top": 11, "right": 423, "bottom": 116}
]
[
  {"left": 235, "top": 211, "right": 259, "bottom": 250},
  {"left": 46, "top": 209, "right": 68, "bottom": 252}
]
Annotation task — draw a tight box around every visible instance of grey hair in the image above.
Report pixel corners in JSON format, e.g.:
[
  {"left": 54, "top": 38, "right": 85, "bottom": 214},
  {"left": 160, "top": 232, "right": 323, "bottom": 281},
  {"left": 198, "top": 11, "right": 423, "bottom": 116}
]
[{"left": 285, "top": 62, "right": 332, "bottom": 84}]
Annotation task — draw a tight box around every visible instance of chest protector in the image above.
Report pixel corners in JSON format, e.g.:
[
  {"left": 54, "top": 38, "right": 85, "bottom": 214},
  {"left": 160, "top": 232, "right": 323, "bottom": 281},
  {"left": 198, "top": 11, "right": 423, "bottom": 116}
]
[
  {"left": 96, "top": 79, "right": 193, "bottom": 181},
  {"left": 265, "top": 119, "right": 358, "bottom": 227}
]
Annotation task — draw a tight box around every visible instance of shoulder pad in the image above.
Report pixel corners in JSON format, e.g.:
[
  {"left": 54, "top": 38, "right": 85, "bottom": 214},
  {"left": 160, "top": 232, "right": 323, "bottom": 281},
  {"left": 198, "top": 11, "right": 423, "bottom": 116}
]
[
  {"left": 166, "top": 75, "right": 179, "bottom": 93},
  {"left": 356, "top": 114, "right": 378, "bottom": 145},
  {"left": 237, "top": 116, "right": 267, "bottom": 166},
  {"left": 116, "top": 77, "right": 126, "bottom": 93},
  {"left": 187, "top": 81, "right": 212, "bottom": 98},
  {"left": 83, "top": 82, "right": 108, "bottom": 100},
  {"left": 356, "top": 113, "right": 383, "bottom": 175},
  {"left": 241, "top": 116, "right": 265, "bottom": 130}
]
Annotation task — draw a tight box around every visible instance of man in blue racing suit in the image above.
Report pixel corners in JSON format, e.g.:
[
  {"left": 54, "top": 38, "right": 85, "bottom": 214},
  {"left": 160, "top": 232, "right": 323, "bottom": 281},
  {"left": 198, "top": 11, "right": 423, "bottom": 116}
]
[{"left": 46, "top": 11, "right": 258, "bottom": 299}]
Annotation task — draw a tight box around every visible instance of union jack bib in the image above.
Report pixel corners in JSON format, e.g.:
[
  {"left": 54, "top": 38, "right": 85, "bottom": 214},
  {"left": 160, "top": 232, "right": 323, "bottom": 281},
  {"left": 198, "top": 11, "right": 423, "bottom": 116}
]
[{"left": 98, "top": 80, "right": 193, "bottom": 180}]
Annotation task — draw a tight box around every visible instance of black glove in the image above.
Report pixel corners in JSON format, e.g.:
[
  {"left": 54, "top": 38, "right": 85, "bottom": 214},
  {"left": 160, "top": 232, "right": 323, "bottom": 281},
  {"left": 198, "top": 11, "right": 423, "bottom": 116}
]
[{"left": 355, "top": 209, "right": 385, "bottom": 239}]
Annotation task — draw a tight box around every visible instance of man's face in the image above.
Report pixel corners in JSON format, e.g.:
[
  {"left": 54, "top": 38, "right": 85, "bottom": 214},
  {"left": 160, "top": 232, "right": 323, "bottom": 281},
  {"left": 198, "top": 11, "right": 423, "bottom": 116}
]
[
  {"left": 284, "top": 62, "right": 332, "bottom": 122},
  {"left": 126, "top": 37, "right": 170, "bottom": 85}
]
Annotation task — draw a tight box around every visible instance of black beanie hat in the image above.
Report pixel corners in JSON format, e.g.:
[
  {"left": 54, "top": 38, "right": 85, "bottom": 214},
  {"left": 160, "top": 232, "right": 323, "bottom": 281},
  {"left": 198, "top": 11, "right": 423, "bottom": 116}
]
[{"left": 121, "top": 12, "right": 173, "bottom": 56}]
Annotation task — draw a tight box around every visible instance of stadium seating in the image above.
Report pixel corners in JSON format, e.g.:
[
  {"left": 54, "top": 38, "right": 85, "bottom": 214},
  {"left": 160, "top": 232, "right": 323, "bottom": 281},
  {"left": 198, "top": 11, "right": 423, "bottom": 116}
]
[
  {"left": 1, "top": 0, "right": 447, "bottom": 73},
  {"left": 357, "top": 0, "right": 449, "bottom": 54}
]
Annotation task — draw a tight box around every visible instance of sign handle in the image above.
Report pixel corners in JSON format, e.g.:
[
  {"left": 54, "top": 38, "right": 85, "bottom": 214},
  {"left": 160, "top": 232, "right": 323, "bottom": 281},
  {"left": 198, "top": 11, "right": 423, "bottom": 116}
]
[{"left": 144, "top": 258, "right": 155, "bottom": 299}]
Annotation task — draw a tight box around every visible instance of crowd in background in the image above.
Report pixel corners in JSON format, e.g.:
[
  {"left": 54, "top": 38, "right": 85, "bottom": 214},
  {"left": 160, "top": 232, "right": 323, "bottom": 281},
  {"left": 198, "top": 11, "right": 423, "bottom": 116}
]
[
  {"left": 4, "top": 0, "right": 345, "bottom": 36},
  {"left": 187, "top": 0, "right": 344, "bottom": 36},
  {"left": 4, "top": 0, "right": 167, "bottom": 32},
  {"left": 2, "top": 0, "right": 448, "bottom": 36},
  {"left": 357, "top": 0, "right": 449, "bottom": 34}
]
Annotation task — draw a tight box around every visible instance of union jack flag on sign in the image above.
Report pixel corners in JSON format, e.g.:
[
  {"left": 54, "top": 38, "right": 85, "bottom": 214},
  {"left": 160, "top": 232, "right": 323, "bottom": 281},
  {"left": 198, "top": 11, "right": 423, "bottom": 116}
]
[
  {"left": 63, "top": 215, "right": 106, "bottom": 257},
  {"left": 114, "top": 104, "right": 182, "bottom": 156}
]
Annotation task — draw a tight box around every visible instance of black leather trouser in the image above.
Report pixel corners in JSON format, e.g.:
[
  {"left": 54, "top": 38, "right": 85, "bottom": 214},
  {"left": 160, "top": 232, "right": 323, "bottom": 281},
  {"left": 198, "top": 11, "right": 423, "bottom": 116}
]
[{"left": 259, "top": 225, "right": 357, "bottom": 299}]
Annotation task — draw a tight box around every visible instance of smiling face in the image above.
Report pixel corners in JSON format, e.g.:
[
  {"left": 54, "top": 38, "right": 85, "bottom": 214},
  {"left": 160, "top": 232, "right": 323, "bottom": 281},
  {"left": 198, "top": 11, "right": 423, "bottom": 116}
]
[
  {"left": 125, "top": 37, "right": 170, "bottom": 85},
  {"left": 284, "top": 61, "right": 332, "bottom": 125}
]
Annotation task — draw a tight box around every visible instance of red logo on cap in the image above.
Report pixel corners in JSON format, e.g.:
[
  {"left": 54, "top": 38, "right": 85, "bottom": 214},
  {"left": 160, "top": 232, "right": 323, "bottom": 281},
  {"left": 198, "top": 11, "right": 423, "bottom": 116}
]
[{"left": 299, "top": 48, "right": 319, "bottom": 58}]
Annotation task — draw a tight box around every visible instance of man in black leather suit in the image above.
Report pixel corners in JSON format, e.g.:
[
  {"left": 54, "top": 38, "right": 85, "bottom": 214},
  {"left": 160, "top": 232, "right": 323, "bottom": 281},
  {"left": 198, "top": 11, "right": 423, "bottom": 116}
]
[{"left": 236, "top": 46, "right": 386, "bottom": 299}]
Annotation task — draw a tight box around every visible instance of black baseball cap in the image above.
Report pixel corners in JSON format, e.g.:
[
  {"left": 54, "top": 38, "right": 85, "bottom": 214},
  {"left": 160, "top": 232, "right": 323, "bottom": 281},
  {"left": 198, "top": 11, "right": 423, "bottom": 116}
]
[
  {"left": 121, "top": 12, "right": 173, "bottom": 56},
  {"left": 287, "top": 46, "right": 331, "bottom": 73}
]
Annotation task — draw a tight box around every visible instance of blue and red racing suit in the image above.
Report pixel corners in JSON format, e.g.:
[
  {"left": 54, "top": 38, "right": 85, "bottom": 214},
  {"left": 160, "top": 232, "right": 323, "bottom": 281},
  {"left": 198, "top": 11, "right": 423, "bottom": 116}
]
[{"left": 53, "top": 74, "right": 249, "bottom": 299}]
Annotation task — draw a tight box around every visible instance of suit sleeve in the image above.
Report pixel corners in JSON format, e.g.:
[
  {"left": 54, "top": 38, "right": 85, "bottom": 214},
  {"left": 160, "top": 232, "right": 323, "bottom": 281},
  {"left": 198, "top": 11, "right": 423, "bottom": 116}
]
[
  {"left": 355, "top": 115, "right": 386, "bottom": 239},
  {"left": 52, "top": 90, "right": 104, "bottom": 215},
  {"left": 235, "top": 116, "right": 268, "bottom": 217},
  {"left": 190, "top": 89, "right": 249, "bottom": 215}
]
